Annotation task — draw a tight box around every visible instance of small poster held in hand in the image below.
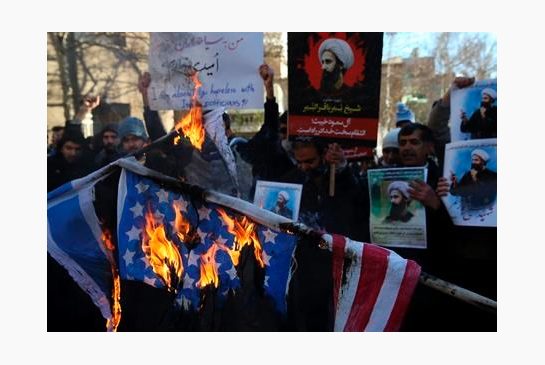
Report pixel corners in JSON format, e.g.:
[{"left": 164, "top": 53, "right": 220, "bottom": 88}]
[
  {"left": 253, "top": 181, "right": 303, "bottom": 222},
  {"left": 442, "top": 139, "right": 497, "bottom": 227},
  {"left": 367, "top": 167, "right": 428, "bottom": 249},
  {"left": 450, "top": 79, "right": 497, "bottom": 142}
]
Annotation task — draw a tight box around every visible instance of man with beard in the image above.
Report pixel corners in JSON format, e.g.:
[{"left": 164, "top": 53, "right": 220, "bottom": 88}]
[
  {"left": 93, "top": 124, "right": 121, "bottom": 169},
  {"left": 318, "top": 38, "right": 354, "bottom": 97},
  {"left": 281, "top": 138, "right": 369, "bottom": 240},
  {"left": 47, "top": 130, "right": 90, "bottom": 192},
  {"left": 384, "top": 181, "right": 413, "bottom": 223},
  {"left": 48, "top": 126, "right": 65, "bottom": 156},
  {"left": 460, "top": 88, "right": 497, "bottom": 139},
  {"left": 118, "top": 116, "right": 150, "bottom": 155},
  {"left": 396, "top": 123, "right": 481, "bottom": 331},
  {"left": 271, "top": 190, "right": 293, "bottom": 219},
  {"left": 279, "top": 137, "right": 369, "bottom": 331},
  {"left": 449, "top": 149, "right": 497, "bottom": 219},
  {"left": 396, "top": 123, "right": 452, "bottom": 272}
]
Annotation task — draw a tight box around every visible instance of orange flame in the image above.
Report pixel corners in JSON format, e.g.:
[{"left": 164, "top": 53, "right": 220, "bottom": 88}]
[
  {"left": 142, "top": 210, "right": 183, "bottom": 292},
  {"left": 196, "top": 243, "right": 220, "bottom": 289},
  {"left": 214, "top": 237, "right": 240, "bottom": 269},
  {"left": 190, "top": 72, "right": 203, "bottom": 102},
  {"left": 173, "top": 201, "right": 192, "bottom": 243},
  {"left": 101, "top": 229, "right": 121, "bottom": 332},
  {"left": 216, "top": 208, "right": 265, "bottom": 268},
  {"left": 173, "top": 72, "right": 205, "bottom": 150}
]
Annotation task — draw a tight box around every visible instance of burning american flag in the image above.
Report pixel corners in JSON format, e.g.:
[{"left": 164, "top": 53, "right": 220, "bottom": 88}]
[{"left": 116, "top": 160, "right": 297, "bottom": 314}]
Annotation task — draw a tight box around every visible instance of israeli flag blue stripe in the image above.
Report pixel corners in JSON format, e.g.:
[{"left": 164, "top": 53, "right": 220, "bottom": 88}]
[{"left": 47, "top": 164, "right": 117, "bottom": 324}]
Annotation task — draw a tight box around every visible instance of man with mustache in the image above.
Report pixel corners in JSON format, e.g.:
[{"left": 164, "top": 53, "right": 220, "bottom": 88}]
[
  {"left": 279, "top": 137, "right": 369, "bottom": 331},
  {"left": 398, "top": 123, "right": 443, "bottom": 208},
  {"left": 395, "top": 123, "right": 459, "bottom": 331},
  {"left": 318, "top": 38, "right": 354, "bottom": 97},
  {"left": 460, "top": 88, "right": 497, "bottom": 139},
  {"left": 397, "top": 123, "right": 451, "bottom": 241}
]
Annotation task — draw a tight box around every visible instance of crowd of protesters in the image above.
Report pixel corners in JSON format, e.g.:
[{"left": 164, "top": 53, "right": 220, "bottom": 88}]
[{"left": 47, "top": 65, "right": 496, "bottom": 332}]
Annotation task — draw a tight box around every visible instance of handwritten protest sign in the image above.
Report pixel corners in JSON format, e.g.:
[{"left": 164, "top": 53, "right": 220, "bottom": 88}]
[
  {"left": 442, "top": 139, "right": 497, "bottom": 227},
  {"left": 368, "top": 167, "right": 427, "bottom": 249},
  {"left": 288, "top": 33, "right": 383, "bottom": 158},
  {"left": 149, "top": 32, "right": 264, "bottom": 111}
]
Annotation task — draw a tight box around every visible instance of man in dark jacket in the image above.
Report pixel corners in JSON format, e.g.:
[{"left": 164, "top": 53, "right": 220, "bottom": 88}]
[
  {"left": 281, "top": 137, "right": 369, "bottom": 331},
  {"left": 94, "top": 124, "right": 121, "bottom": 169},
  {"left": 393, "top": 123, "right": 453, "bottom": 268},
  {"left": 391, "top": 123, "right": 469, "bottom": 331},
  {"left": 281, "top": 138, "right": 369, "bottom": 241},
  {"left": 47, "top": 130, "right": 90, "bottom": 192},
  {"left": 233, "top": 64, "right": 295, "bottom": 185}
]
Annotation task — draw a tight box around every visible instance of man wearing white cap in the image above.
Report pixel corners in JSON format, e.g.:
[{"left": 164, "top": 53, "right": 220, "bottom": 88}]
[
  {"left": 460, "top": 87, "right": 497, "bottom": 139},
  {"left": 449, "top": 148, "right": 497, "bottom": 218},
  {"left": 272, "top": 190, "right": 293, "bottom": 219},
  {"left": 318, "top": 38, "right": 354, "bottom": 96}
]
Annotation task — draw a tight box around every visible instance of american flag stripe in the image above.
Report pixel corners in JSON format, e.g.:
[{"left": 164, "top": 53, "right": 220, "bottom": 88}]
[
  {"left": 333, "top": 238, "right": 364, "bottom": 331},
  {"left": 383, "top": 260, "right": 421, "bottom": 332},
  {"left": 343, "top": 243, "right": 389, "bottom": 331},
  {"left": 364, "top": 254, "right": 409, "bottom": 331},
  {"left": 328, "top": 234, "right": 421, "bottom": 332},
  {"left": 332, "top": 234, "right": 347, "bottom": 314}
]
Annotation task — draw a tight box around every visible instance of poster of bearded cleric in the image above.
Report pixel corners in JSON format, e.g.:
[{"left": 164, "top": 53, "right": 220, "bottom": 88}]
[
  {"left": 367, "top": 167, "right": 427, "bottom": 249},
  {"left": 450, "top": 79, "right": 497, "bottom": 142},
  {"left": 288, "top": 33, "right": 383, "bottom": 159},
  {"left": 442, "top": 139, "right": 497, "bottom": 227},
  {"left": 253, "top": 180, "right": 303, "bottom": 221}
]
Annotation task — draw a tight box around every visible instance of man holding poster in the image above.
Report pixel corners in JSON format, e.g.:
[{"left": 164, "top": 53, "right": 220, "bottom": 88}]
[{"left": 393, "top": 123, "right": 454, "bottom": 266}]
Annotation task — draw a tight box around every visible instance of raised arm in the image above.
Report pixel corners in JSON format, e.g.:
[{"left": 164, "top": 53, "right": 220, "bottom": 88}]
[{"left": 138, "top": 72, "right": 166, "bottom": 140}]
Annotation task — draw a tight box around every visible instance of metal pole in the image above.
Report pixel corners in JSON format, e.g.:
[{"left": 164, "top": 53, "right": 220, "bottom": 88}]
[{"left": 419, "top": 271, "right": 496, "bottom": 314}]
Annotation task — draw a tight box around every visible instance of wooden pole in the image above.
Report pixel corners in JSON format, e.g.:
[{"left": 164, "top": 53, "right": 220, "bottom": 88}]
[{"left": 329, "top": 163, "right": 335, "bottom": 197}]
